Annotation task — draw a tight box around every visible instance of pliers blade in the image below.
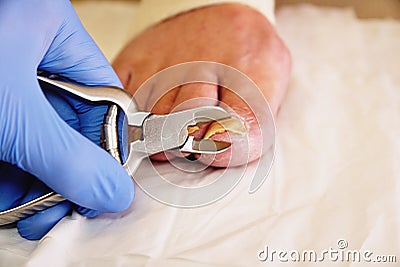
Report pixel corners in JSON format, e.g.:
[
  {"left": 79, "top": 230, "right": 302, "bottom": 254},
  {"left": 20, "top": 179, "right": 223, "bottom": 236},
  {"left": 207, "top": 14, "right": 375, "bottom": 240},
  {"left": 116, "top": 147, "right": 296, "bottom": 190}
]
[
  {"left": 127, "top": 106, "right": 231, "bottom": 156},
  {"left": 123, "top": 106, "right": 232, "bottom": 176},
  {"left": 179, "top": 136, "right": 231, "bottom": 154}
]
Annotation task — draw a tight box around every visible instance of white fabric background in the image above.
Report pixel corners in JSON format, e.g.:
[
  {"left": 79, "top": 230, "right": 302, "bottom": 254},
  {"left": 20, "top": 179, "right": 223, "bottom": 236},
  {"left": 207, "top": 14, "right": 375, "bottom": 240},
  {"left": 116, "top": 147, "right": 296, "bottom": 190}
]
[{"left": 0, "top": 3, "right": 399, "bottom": 267}]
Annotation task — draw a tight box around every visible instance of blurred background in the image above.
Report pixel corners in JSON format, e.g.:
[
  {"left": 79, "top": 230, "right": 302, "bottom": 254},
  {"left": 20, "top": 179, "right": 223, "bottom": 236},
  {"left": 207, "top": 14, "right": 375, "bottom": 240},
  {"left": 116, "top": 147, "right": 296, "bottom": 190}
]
[
  {"left": 71, "top": 0, "right": 400, "bottom": 19},
  {"left": 70, "top": 0, "right": 400, "bottom": 61},
  {"left": 276, "top": 0, "right": 400, "bottom": 19}
]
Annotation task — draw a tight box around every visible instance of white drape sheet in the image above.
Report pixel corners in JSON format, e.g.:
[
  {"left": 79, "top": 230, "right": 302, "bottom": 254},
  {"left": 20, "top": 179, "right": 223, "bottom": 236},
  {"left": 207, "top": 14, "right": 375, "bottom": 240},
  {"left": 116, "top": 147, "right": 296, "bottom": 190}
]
[{"left": 0, "top": 3, "right": 399, "bottom": 267}]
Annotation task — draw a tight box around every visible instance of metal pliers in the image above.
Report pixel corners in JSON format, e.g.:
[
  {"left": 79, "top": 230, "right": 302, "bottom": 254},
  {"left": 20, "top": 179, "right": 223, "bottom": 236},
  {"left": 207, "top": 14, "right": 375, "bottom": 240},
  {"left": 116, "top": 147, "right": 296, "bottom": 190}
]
[{"left": 0, "top": 73, "right": 232, "bottom": 226}]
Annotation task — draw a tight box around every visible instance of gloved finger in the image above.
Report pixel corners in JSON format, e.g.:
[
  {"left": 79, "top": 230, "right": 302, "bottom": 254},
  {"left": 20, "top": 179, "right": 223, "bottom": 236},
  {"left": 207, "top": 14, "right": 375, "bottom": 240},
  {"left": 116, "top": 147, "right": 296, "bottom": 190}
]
[
  {"left": 75, "top": 206, "right": 100, "bottom": 218},
  {"left": 2, "top": 1, "right": 119, "bottom": 87},
  {"left": 61, "top": 94, "right": 108, "bottom": 147},
  {"left": 38, "top": 1, "right": 122, "bottom": 88},
  {"left": 65, "top": 100, "right": 129, "bottom": 215},
  {"left": 17, "top": 180, "right": 71, "bottom": 240},
  {"left": 41, "top": 75, "right": 128, "bottom": 162},
  {"left": 0, "top": 162, "right": 33, "bottom": 211},
  {"left": 41, "top": 85, "right": 80, "bottom": 131},
  {"left": 117, "top": 111, "right": 129, "bottom": 163},
  {"left": 42, "top": 81, "right": 127, "bottom": 217},
  {"left": 41, "top": 81, "right": 109, "bottom": 216}
]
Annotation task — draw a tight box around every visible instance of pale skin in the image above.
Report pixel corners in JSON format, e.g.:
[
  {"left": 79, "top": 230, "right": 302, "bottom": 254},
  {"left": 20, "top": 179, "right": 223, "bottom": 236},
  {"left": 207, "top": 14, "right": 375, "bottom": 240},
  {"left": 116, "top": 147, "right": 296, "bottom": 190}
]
[{"left": 113, "top": 3, "right": 291, "bottom": 167}]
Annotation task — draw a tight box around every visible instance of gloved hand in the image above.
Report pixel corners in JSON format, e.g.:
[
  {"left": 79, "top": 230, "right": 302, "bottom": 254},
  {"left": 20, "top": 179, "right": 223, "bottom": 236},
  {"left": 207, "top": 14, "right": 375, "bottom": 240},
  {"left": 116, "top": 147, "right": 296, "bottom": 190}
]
[{"left": 0, "top": 0, "right": 134, "bottom": 240}]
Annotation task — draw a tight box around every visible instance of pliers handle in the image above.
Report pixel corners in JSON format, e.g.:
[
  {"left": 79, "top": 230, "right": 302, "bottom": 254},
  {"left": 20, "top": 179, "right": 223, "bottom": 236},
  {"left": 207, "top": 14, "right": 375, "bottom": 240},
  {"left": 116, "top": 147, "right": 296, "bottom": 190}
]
[{"left": 0, "top": 73, "right": 232, "bottom": 226}]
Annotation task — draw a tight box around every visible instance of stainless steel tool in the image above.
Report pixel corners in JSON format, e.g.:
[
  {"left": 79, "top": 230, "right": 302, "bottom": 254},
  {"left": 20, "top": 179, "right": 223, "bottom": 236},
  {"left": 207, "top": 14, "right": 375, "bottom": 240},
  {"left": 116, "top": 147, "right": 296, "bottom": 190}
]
[{"left": 0, "top": 73, "right": 232, "bottom": 226}]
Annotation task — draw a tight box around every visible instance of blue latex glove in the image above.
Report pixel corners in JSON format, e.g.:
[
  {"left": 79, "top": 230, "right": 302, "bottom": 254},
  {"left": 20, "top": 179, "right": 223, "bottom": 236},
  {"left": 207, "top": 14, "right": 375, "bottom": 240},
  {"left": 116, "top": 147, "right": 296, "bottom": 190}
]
[{"left": 0, "top": 1, "right": 134, "bottom": 240}]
